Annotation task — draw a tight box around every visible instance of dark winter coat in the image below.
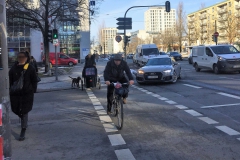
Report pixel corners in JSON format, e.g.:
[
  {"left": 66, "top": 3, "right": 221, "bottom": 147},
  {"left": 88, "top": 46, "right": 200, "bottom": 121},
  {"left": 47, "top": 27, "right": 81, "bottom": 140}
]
[
  {"left": 84, "top": 55, "right": 96, "bottom": 67},
  {"left": 104, "top": 59, "right": 133, "bottom": 82},
  {"left": 9, "top": 62, "right": 38, "bottom": 116},
  {"left": 30, "top": 60, "right": 38, "bottom": 73}
]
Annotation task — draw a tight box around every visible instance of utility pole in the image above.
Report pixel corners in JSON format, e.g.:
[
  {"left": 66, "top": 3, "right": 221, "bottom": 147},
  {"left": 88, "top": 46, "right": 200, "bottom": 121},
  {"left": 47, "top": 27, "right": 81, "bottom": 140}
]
[{"left": 0, "top": 0, "right": 12, "bottom": 158}]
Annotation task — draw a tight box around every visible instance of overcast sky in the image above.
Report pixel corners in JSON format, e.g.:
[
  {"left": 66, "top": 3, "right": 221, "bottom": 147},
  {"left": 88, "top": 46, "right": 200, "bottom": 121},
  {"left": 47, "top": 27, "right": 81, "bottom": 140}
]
[{"left": 90, "top": 0, "right": 222, "bottom": 42}]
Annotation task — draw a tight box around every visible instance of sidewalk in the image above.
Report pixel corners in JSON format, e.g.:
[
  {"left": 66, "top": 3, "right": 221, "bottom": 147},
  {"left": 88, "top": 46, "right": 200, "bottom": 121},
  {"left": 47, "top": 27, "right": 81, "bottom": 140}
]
[{"left": 37, "top": 61, "right": 107, "bottom": 92}]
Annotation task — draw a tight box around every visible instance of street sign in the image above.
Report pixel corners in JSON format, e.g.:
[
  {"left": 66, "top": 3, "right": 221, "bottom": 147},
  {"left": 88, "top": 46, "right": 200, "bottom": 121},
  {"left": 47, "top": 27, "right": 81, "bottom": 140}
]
[
  {"left": 115, "top": 35, "right": 122, "bottom": 43},
  {"left": 53, "top": 39, "right": 59, "bottom": 46},
  {"left": 116, "top": 17, "right": 132, "bottom": 30},
  {"left": 214, "top": 32, "right": 219, "bottom": 37},
  {"left": 117, "top": 26, "right": 132, "bottom": 30}
]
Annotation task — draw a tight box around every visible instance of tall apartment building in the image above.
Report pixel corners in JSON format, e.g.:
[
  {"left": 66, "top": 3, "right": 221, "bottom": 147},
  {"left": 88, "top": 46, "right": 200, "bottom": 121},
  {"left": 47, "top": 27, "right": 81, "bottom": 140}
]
[
  {"left": 101, "top": 28, "right": 117, "bottom": 54},
  {"left": 144, "top": 7, "right": 176, "bottom": 33},
  {"left": 188, "top": 0, "right": 240, "bottom": 46}
]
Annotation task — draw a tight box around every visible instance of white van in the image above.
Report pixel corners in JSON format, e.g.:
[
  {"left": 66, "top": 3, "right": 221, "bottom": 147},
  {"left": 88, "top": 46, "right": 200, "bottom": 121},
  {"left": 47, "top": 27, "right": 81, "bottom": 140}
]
[
  {"left": 136, "top": 44, "right": 168, "bottom": 66},
  {"left": 192, "top": 45, "right": 240, "bottom": 74}
]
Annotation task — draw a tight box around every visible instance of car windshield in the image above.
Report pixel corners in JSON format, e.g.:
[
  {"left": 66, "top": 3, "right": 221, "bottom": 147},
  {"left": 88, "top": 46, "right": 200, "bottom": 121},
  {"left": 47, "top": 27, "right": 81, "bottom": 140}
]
[
  {"left": 142, "top": 48, "right": 159, "bottom": 56},
  {"left": 170, "top": 52, "right": 180, "bottom": 55},
  {"left": 210, "top": 46, "right": 239, "bottom": 54},
  {"left": 146, "top": 58, "right": 172, "bottom": 66},
  {"left": 160, "top": 52, "right": 167, "bottom": 55}
]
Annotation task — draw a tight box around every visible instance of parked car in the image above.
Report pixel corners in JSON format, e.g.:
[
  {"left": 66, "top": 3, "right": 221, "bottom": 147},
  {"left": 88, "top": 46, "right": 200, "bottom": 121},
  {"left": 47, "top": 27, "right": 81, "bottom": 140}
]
[
  {"left": 127, "top": 53, "right": 134, "bottom": 59},
  {"left": 167, "top": 51, "right": 182, "bottom": 61},
  {"left": 188, "top": 52, "right": 193, "bottom": 64},
  {"left": 159, "top": 51, "right": 167, "bottom": 55},
  {"left": 136, "top": 57, "right": 181, "bottom": 84},
  {"left": 42, "top": 52, "right": 78, "bottom": 66},
  {"left": 192, "top": 45, "right": 240, "bottom": 74}
]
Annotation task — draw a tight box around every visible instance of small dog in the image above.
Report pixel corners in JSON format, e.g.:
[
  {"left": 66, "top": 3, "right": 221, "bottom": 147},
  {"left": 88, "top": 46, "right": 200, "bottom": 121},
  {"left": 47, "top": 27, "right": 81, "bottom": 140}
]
[{"left": 69, "top": 76, "right": 81, "bottom": 88}]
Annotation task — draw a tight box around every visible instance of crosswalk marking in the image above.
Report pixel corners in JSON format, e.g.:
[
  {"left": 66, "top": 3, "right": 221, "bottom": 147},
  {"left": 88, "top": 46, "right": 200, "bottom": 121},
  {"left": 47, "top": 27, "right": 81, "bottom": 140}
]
[
  {"left": 216, "top": 126, "right": 240, "bottom": 136},
  {"left": 198, "top": 117, "right": 219, "bottom": 124},
  {"left": 108, "top": 134, "right": 126, "bottom": 146}
]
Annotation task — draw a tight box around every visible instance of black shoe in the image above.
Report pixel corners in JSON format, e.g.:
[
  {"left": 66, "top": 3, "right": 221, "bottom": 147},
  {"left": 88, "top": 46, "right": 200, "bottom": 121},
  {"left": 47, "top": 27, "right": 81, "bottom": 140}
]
[{"left": 19, "top": 128, "right": 26, "bottom": 141}]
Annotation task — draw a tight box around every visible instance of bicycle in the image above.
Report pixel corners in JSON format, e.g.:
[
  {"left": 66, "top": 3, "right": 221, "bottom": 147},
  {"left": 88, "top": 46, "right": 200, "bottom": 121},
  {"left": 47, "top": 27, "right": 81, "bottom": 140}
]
[{"left": 110, "top": 82, "right": 129, "bottom": 130}]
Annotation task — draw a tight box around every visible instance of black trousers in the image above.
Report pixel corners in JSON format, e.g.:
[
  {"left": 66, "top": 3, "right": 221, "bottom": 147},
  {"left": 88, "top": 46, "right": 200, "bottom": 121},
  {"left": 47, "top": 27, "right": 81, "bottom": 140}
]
[
  {"left": 21, "top": 113, "right": 28, "bottom": 129},
  {"left": 107, "top": 77, "right": 129, "bottom": 112}
]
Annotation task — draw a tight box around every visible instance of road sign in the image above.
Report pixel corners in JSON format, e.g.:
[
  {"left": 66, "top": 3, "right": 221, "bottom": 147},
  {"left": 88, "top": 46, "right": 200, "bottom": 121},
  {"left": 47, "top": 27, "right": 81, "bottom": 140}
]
[
  {"left": 117, "top": 21, "right": 132, "bottom": 26},
  {"left": 117, "top": 26, "right": 132, "bottom": 30},
  {"left": 116, "top": 17, "right": 132, "bottom": 21},
  {"left": 214, "top": 32, "right": 219, "bottom": 37},
  {"left": 53, "top": 39, "right": 59, "bottom": 46},
  {"left": 115, "top": 35, "right": 122, "bottom": 43}
]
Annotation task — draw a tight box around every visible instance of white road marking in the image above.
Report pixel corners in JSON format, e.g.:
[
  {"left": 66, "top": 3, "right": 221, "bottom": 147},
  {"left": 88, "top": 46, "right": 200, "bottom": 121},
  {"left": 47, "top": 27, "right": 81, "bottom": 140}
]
[
  {"left": 115, "top": 149, "right": 136, "bottom": 160},
  {"left": 108, "top": 134, "right": 126, "bottom": 146},
  {"left": 198, "top": 117, "right": 219, "bottom": 124},
  {"left": 237, "top": 138, "right": 240, "bottom": 141},
  {"left": 183, "top": 84, "right": 202, "bottom": 89},
  {"left": 158, "top": 97, "right": 168, "bottom": 101},
  {"left": 103, "top": 123, "right": 118, "bottom": 132},
  {"left": 99, "top": 115, "right": 112, "bottom": 123},
  {"left": 219, "top": 77, "right": 239, "bottom": 80},
  {"left": 165, "top": 100, "right": 177, "bottom": 104},
  {"left": 93, "top": 102, "right": 101, "bottom": 105},
  {"left": 218, "top": 92, "right": 240, "bottom": 100},
  {"left": 89, "top": 96, "right": 97, "bottom": 99},
  {"left": 146, "top": 92, "right": 153, "bottom": 94},
  {"left": 216, "top": 126, "right": 240, "bottom": 136},
  {"left": 96, "top": 110, "right": 107, "bottom": 115},
  {"left": 94, "top": 105, "right": 104, "bottom": 110},
  {"left": 201, "top": 103, "right": 240, "bottom": 109},
  {"left": 90, "top": 99, "right": 100, "bottom": 102},
  {"left": 175, "top": 105, "right": 188, "bottom": 109},
  {"left": 184, "top": 110, "right": 202, "bottom": 116},
  {"left": 152, "top": 94, "right": 161, "bottom": 98}
]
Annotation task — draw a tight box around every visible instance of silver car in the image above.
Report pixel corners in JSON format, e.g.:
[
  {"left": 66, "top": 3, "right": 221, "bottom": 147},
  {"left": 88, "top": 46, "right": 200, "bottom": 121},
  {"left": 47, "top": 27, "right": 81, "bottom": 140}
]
[{"left": 136, "top": 57, "right": 181, "bottom": 84}]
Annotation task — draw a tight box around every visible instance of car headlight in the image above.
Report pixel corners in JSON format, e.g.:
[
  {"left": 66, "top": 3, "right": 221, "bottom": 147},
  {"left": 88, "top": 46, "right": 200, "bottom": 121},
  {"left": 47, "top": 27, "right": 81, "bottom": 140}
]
[
  {"left": 218, "top": 56, "right": 226, "bottom": 61},
  {"left": 163, "top": 69, "right": 172, "bottom": 74},
  {"left": 138, "top": 70, "right": 144, "bottom": 74}
]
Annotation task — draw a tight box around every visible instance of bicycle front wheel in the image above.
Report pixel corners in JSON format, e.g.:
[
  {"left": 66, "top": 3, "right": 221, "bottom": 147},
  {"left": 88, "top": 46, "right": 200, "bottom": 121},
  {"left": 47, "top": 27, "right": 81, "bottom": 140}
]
[{"left": 117, "top": 98, "right": 124, "bottom": 130}]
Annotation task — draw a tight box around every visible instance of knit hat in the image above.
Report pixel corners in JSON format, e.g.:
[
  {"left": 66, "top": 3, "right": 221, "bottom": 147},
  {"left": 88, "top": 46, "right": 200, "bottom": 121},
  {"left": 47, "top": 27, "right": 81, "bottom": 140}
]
[{"left": 114, "top": 54, "right": 122, "bottom": 60}]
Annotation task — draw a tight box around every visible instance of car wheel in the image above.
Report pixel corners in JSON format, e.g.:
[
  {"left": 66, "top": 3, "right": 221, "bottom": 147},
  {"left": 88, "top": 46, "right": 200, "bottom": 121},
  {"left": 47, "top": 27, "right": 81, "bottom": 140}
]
[
  {"left": 213, "top": 64, "right": 220, "bottom": 74},
  {"left": 180, "top": 58, "right": 183, "bottom": 61},
  {"left": 68, "top": 62, "right": 74, "bottom": 66},
  {"left": 188, "top": 59, "right": 191, "bottom": 64},
  {"left": 194, "top": 63, "right": 201, "bottom": 72},
  {"left": 172, "top": 71, "right": 178, "bottom": 83}
]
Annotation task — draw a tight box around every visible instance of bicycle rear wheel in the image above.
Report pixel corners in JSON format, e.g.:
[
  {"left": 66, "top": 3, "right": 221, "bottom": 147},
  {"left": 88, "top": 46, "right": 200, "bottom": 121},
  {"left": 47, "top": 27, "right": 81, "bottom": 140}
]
[{"left": 116, "top": 98, "right": 124, "bottom": 130}]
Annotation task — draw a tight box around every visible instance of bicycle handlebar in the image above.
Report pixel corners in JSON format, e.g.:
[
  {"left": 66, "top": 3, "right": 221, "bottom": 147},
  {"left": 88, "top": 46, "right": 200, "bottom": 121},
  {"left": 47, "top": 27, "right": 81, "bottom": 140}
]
[{"left": 110, "top": 82, "right": 129, "bottom": 87}]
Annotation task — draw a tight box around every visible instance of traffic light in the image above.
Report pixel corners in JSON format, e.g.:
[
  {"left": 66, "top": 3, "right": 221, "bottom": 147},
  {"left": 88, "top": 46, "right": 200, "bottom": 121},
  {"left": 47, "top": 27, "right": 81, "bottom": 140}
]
[
  {"left": 165, "top": 1, "right": 171, "bottom": 12},
  {"left": 212, "top": 35, "right": 216, "bottom": 42},
  {"left": 52, "top": 29, "right": 58, "bottom": 39},
  {"left": 124, "top": 36, "right": 131, "bottom": 44},
  {"left": 48, "top": 30, "right": 53, "bottom": 43}
]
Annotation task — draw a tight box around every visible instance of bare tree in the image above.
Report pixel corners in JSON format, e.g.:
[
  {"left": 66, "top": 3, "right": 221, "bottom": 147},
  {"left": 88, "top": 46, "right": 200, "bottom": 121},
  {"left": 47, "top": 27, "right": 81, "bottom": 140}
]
[
  {"left": 98, "top": 21, "right": 106, "bottom": 56},
  {"left": 6, "top": 0, "right": 101, "bottom": 72},
  {"left": 175, "top": 2, "right": 186, "bottom": 52}
]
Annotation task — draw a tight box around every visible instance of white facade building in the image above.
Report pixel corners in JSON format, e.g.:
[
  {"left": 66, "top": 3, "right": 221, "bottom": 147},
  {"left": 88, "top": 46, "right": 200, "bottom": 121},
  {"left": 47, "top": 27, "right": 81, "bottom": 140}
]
[
  {"left": 101, "top": 28, "right": 118, "bottom": 54},
  {"left": 130, "top": 30, "right": 150, "bottom": 41},
  {"left": 144, "top": 7, "right": 176, "bottom": 33}
]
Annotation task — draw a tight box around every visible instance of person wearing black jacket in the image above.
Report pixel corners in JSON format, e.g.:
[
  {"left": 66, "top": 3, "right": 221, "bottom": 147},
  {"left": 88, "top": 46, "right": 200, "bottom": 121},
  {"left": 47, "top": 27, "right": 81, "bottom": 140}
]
[
  {"left": 104, "top": 54, "right": 134, "bottom": 114},
  {"left": 9, "top": 51, "right": 38, "bottom": 141}
]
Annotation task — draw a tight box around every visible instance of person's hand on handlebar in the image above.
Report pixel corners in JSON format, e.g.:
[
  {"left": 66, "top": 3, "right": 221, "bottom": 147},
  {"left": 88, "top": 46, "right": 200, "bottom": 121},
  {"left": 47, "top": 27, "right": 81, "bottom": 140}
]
[
  {"left": 105, "top": 81, "right": 111, "bottom": 85},
  {"left": 129, "top": 80, "right": 134, "bottom": 85}
]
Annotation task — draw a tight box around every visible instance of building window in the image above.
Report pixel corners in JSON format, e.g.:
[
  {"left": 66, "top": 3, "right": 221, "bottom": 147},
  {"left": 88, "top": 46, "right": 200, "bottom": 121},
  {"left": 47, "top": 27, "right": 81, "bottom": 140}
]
[{"left": 229, "top": 2, "right": 231, "bottom": 7}]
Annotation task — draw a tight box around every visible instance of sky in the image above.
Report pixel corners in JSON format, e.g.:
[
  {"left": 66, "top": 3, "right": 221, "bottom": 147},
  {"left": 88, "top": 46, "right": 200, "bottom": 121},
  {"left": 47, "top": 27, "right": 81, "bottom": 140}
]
[{"left": 90, "top": 0, "right": 222, "bottom": 42}]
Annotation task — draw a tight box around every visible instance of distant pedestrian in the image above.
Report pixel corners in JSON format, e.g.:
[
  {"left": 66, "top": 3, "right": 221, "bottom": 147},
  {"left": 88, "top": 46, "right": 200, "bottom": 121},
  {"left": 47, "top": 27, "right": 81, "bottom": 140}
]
[
  {"left": 95, "top": 53, "right": 99, "bottom": 62},
  {"left": 9, "top": 51, "right": 38, "bottom": 141}
]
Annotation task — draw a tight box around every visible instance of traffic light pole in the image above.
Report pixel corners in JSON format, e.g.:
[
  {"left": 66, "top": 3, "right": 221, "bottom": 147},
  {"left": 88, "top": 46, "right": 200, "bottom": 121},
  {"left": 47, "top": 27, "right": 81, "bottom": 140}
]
[
  {"left": 54, "top": 21, "right": 58, "bottom": 81},
  {"left": 123, "top": 5, "right": 168, "bottom": 61}
]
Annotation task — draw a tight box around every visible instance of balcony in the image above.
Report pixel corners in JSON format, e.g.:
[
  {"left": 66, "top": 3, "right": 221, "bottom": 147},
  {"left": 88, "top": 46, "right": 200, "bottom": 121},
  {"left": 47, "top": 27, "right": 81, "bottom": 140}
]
[
  {"left": 236, "top": 5, "right": 240, "bottom": 10},
  {"left": 200, "top": 15, "right": 207, "bottom": 20},
  {"left": 218, "top": 25, "right": 226, "bottom": 30},
  {"left": 218, "top": 16, "right": 227, "bottom": 22},
  {"left": 218, "top": 8, "right": 227, "bottom": 15}
]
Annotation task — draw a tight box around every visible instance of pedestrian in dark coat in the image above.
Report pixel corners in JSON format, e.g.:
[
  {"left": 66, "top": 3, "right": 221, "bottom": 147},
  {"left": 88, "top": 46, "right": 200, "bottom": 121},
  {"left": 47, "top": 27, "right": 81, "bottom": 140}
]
[{"left": 9, "top": 51, "right": 38, "bottom": 141}]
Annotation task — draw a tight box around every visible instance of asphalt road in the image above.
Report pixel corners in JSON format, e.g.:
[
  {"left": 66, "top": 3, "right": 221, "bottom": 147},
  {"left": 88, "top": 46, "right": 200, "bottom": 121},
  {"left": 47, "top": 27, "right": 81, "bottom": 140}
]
[{"left": 11, "top": 59, "right": 240, "bottom": 160}]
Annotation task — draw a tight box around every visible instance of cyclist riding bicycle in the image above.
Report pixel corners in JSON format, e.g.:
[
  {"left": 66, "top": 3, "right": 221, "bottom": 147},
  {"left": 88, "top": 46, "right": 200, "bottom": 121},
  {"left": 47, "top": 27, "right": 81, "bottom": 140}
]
[{"left": 104, "top": 54, "right": 134, "bottom": 114}]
